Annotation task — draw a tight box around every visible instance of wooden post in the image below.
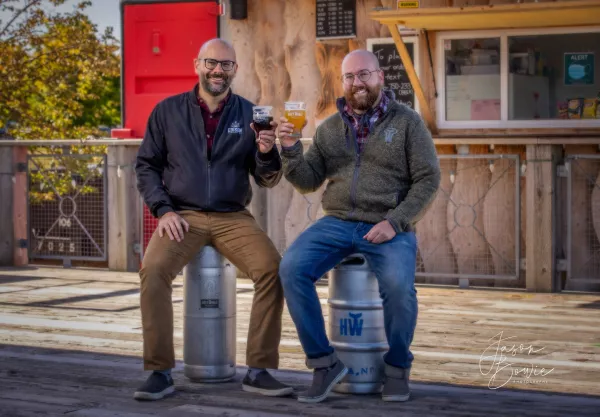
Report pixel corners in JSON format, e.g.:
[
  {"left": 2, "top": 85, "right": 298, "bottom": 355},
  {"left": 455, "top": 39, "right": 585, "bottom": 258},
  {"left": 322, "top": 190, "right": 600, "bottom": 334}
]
[
  {"left": 525, "top": 144, "right": 562, "bottom": 292},
  {"left": 387, "top": 23, "right": 438, "bottom": 134},
  {"left": 13, "top": 147, "right": 28, "bottom": 267},
  {"left": 0, "top": 147, "right": 14, "bottom": 265},
  {"left": 107, "top": 144, "right": 141, "bottom": 272}
]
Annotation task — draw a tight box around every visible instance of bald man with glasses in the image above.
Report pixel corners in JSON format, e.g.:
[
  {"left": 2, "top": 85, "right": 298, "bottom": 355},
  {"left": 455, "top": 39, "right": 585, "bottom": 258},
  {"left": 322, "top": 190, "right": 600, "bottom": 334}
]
[{"left": 134, "top": 38, "right": 292, "bottom": 401}]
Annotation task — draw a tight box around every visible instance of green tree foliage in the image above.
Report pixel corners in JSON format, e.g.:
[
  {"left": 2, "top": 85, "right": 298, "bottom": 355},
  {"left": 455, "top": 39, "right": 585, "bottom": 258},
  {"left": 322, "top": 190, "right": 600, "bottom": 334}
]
[
  {"left": 0, "top": 0, "right": 120, "bottom": 138},
  {"left": 0, "top": 0, "right": 121, "bottom": 203}
]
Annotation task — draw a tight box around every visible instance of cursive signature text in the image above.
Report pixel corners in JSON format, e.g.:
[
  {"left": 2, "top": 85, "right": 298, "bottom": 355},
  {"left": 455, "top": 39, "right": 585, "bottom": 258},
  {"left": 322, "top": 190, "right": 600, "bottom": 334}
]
[{"left": 479, "top": 331, "right": 554, "bottom": 389}]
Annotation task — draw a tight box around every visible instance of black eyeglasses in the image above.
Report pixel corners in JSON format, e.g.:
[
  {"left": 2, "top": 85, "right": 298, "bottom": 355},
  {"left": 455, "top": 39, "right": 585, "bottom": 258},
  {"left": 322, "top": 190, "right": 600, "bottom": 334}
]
[
  {"left": 200, "top": 58, "right": 236, "bottom": 72},
  {"left": 341, "top": 69, "right": 380, "bottom": 84}
]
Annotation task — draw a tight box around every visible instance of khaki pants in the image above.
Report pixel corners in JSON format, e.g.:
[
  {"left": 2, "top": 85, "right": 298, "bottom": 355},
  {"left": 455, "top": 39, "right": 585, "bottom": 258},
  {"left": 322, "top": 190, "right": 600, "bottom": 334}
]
[{"left": 139, "top": 209, "right": 283, "bottom": 371}]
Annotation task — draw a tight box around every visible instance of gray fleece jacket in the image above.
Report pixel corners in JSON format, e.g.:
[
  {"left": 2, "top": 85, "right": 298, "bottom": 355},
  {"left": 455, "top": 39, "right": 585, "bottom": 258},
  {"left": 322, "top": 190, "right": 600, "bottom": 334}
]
[{"left": 280, "top": 91, "right": 440, "bottom": 233}]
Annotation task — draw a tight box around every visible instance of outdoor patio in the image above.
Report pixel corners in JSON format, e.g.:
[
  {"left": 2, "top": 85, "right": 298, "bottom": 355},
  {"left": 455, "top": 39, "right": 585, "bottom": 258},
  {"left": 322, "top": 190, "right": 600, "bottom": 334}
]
[{"left": 0, "top": 266, "right": 599, "bottom": 416}]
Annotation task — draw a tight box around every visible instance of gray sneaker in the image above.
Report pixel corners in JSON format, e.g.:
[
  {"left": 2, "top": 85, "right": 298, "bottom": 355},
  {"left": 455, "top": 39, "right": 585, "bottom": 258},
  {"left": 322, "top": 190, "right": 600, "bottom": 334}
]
[
  {"left": 133, "top": 371, "right": 175, "bottom": 401},
  {"left": 382, "top": 364, "right": 410, "bottom": 402},
  {"left": 297, "top": 360, "right": 348, "bottom": 404},
  {"left": 242, "top": 370, "right": 294, "bottom": 397}
]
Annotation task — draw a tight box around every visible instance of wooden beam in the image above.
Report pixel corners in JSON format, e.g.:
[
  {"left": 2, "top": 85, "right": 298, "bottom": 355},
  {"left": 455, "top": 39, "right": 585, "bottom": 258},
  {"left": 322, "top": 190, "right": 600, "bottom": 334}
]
[
  {"left": 13, "top": 147, "right": 28, "bottom": 267},
  {"left": 371, "top": 0, "right": 600, "bottom": 31},
  {"left": 107, "top": 144, "right": 141, "bottom": 272},
  {"left": 525, "top": 144, "right": 562, "bottom": 292},
  {"left": 387, "top": 24, "right": 437, "bottom": 134},
  {"left": 0, "top": 148, "right": 14, "bottom": 266}
]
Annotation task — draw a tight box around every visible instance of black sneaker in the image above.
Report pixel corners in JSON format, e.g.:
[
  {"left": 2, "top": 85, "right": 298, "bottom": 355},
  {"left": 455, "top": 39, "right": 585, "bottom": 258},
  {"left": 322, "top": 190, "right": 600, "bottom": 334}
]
[
  {"left": 242, "top": 370, "right": 294, "bottom": 397},
  {"left": 297, "top": 360, "right": 348, "bottom": 403},
  {"left": 133, "top": 371, "right": 175, "bottom": 401}
]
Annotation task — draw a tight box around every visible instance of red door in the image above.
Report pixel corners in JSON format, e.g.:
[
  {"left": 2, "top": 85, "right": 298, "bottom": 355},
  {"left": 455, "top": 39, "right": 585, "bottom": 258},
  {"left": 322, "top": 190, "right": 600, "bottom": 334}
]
[{"left": 120, "top": 1, "right": 219, "bottom": 258}]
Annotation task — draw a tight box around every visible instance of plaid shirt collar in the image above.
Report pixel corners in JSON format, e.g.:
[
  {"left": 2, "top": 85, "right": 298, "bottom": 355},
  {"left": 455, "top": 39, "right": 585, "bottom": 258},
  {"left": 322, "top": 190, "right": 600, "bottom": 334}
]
[
  {"left": 340, "top": 92, "right": 390, "bottom": 153},
  {"left": 342, "top": 92, "right": 389, "bottom": 130}
]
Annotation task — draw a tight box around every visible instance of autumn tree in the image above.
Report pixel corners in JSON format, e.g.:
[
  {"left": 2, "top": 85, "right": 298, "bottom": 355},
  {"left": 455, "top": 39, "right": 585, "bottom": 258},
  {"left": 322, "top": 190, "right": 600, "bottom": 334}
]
[
  {"left": 0, "top": 1, "right": 121, "bottom": 204},
  {"left": 0, "top": 0, "right": 120, "bottom": 139}
]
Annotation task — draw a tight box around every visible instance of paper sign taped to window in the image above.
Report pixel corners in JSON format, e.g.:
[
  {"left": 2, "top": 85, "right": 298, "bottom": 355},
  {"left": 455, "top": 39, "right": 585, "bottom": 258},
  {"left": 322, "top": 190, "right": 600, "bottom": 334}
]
[{"left": 471, "top": 99, "right": 501, "bottom": 121}]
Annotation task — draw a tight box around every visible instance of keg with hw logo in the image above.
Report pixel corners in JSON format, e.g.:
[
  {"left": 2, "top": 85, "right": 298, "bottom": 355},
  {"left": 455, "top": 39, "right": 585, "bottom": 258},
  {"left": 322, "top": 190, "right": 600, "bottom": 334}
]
[
  {"left": 183, "top": 246, "right": 237, "bottom": 382},
  {"left": 328, "top": 254, "right": 387, "bottom": 394}
]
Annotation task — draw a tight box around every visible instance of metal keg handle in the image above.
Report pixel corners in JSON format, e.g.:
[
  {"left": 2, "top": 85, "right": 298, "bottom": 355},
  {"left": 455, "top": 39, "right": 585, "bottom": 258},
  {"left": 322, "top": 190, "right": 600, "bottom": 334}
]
[{"left": 339, "top": 254, "right": 366, "bottom": 266}]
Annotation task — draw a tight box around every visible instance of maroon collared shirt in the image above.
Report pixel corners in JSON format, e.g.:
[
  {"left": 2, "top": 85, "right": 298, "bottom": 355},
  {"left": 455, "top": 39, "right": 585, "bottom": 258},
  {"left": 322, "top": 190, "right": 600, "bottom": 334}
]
[{"left": 197, "top": 90, "right": 231, "bottom": 158}]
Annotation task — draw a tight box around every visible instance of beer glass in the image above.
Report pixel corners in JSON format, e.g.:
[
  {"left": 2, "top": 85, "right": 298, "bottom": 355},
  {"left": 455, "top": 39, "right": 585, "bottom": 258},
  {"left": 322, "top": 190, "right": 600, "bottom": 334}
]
[
  {"left": 284, "top": 102, "right": 306, "bottom": 138},
  {"left": 252, "top": 106, "right": 274, "bottom": 133}
]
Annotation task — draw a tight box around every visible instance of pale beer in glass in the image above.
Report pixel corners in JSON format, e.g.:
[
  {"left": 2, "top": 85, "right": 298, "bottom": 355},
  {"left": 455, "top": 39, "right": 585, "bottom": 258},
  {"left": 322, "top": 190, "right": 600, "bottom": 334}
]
[{"left": 284, "top": 102, "right": 306, "bottom": 138}]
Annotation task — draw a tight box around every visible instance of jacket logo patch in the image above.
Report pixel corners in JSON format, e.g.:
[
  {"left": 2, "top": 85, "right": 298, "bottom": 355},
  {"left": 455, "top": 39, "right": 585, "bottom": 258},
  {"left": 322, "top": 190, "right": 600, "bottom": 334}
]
[
  {"left": 228, "top": 121, "right": 243, "bottom": 134},
  {"left": 384, "top": 127, "right": 397, "bottom": 143}
]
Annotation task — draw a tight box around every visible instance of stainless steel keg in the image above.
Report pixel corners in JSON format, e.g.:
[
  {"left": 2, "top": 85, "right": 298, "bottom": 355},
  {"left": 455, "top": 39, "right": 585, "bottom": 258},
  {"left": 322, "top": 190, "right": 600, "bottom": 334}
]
[
  {"left": 183, "top": 245, "right": 237, "bottom": 382},
  {"left": 328, "top": 254, "right": 388, "bottom": 394}
]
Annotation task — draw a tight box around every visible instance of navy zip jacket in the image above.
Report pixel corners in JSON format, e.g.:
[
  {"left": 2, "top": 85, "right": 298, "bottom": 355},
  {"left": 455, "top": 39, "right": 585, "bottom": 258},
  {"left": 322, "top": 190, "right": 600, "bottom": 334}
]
[{"left": 135, "top": 84, "right": 283, "bottom": 218}]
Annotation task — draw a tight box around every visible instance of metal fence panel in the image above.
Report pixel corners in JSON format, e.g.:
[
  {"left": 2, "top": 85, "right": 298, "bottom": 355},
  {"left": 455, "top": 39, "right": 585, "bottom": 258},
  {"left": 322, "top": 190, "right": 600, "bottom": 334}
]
[
  {"left": 27, "top": 152, "right": 107, "bottom": 262},
  {"left": 566, "top": 155, "right": 600, "bottom": 286},
  {"left": 416, "top": 154, "right": 521, "bottom": 281}
]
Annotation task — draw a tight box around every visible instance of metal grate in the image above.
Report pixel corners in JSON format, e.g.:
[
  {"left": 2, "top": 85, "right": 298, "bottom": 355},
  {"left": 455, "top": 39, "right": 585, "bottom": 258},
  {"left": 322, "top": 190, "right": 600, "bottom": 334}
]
[
  {"left": 565, "top": 155, "right": 600, "bottom": 288},
  {"left": 27, "top": 149, "right": 107, "bottom": 262},
  {"left": 141, "top": 204, "right": 159, "bottom": 261},
  {"left": 415, "top": 154, "right": 521, "bottom": 281}
]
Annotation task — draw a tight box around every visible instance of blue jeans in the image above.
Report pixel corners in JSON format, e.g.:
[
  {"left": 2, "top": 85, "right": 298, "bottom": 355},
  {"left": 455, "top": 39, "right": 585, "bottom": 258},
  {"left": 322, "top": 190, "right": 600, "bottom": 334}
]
[{"left": 279, "top": 216, "right": 418, "bottom": 370}]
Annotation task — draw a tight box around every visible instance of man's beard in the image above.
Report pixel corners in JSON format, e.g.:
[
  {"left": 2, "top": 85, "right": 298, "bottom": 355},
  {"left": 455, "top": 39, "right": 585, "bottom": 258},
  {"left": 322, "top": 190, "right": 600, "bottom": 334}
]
[
  {"left": 344, "top": 84, "right": 381, "bottom": 112},
  {"left": 201, "top": 72, "right": 231, "bottom": 96}
]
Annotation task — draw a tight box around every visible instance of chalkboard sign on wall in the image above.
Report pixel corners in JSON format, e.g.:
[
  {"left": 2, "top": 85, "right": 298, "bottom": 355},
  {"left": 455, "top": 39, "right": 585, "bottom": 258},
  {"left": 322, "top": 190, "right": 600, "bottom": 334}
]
[
  {"left": 367, "top": 38, "right": 419, "bottom": 111},
  {"left": 316, "top": 0, "right": 356, "bottom": 40}
]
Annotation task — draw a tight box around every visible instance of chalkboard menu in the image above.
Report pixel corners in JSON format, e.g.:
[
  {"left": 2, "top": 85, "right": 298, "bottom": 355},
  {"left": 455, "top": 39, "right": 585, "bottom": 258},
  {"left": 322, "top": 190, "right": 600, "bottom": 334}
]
[
  {"left": 316, "top": 0, "right": 356, "bottom": 40},
  {"left": 371, "top": 42, "right": 415, "bottom": 110}
]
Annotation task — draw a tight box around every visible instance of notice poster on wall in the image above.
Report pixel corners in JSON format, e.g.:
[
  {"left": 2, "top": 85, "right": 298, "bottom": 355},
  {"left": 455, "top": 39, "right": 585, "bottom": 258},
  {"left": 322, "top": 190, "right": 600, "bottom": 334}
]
[
  {"left": 369, "top": 41, "right": 416, "bottom": 110},
  {"left": 564, "top": 52, "right": 595, "bottom": 85}
]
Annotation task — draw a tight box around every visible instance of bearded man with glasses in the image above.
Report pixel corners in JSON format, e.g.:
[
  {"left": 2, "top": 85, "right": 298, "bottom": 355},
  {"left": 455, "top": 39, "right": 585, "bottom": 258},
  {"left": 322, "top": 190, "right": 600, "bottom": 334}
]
[
  {"left": 277, "top": 49, "right": 441, "bottom": 404},
  {"left": 134, "top": 38, "right": 292, "bottom": 401}
]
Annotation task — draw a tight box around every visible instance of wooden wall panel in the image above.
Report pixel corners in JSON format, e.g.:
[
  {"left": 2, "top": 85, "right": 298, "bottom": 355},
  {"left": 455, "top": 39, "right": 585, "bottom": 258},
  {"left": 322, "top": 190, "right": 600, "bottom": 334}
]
[
  {"left": 228, "top": 8, "right": 260, "bottom": 104},
  {"left": 315, "top": 41, "right": 348, "bottom": 123},
  {"left": 350, "top": 0, "right": 386, "bottom": 50},
  {"left": 284, "top": 0, "right": 321, "bottom": 137},
  {"left": 253, "top": 0, "right": 290, "bottom": 118}
]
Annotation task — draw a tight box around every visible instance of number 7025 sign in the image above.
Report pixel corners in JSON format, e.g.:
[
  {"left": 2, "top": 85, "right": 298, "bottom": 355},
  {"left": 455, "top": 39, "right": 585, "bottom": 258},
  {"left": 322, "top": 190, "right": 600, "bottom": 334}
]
[{"left": 37, "top": 240, "right": 76, "bottom": 253}]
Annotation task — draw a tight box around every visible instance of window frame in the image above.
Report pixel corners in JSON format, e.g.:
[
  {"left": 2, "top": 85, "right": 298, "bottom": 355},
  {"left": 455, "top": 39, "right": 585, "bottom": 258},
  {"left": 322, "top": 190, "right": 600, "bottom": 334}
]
[{"left": 436, "top": 26, "right": 600, "bottom": 129}]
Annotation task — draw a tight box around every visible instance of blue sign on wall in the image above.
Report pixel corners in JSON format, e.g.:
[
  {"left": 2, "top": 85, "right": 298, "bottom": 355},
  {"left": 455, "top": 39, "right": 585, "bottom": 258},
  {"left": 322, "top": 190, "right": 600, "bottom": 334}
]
[{"left": 564, "top": 53, "right": 595, "bottom": 85}]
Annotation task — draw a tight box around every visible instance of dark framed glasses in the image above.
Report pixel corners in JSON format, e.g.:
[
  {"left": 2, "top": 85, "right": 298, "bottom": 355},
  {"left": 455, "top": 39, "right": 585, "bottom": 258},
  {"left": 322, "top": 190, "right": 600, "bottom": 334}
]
[
  {"left": 201, "top": 58, "right": 236, "bottom": 72},
  {"left": 341, "top": 69, "right": 380, "bottom": 84}
]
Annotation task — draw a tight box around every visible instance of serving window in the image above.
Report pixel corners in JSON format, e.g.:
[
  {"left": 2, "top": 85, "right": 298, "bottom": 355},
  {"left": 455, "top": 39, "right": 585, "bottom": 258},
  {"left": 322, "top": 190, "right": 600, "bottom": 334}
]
[{"left": 437, "top": 27, "right": 600, "bottom": 129}]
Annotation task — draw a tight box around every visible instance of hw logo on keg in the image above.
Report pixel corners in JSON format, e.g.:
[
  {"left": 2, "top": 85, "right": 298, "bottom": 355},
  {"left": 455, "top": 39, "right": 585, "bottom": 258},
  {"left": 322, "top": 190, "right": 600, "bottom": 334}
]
[{"left": 340, "top": 312, "right": 363, "bottom": 336}]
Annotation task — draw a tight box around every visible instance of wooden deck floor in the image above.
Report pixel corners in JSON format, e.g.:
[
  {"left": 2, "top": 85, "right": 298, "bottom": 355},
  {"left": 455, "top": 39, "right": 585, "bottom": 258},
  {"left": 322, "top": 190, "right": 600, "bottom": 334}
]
[{"left": 1, "top": 266, "right": 599, "bottom": 416}]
